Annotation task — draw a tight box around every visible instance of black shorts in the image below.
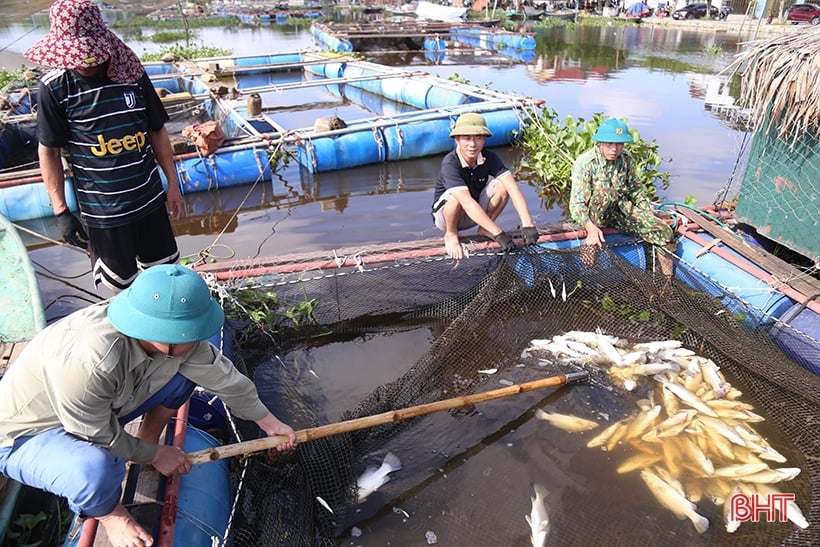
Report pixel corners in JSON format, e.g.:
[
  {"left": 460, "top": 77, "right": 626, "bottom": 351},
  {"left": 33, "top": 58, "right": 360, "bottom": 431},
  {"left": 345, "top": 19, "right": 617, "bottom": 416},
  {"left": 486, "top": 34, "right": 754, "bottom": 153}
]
[{"left": 87, "top": 206, "right": 180, "bottom": 292}]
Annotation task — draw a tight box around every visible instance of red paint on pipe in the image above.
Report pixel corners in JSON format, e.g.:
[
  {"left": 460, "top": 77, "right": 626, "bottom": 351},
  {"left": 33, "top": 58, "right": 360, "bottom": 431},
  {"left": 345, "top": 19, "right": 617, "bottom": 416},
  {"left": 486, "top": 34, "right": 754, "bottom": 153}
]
[
  {"left": 199, "top": 229, "right": 593, "bottom": 280},
  {"left": 157, "top": 401, "right": 191, "bottom": 547},
  {"left": 680, "top": 230, "right": 820, "bottom": 315},
  {"left": 76, "top": 516, "right": 99, "bottom": 547}
]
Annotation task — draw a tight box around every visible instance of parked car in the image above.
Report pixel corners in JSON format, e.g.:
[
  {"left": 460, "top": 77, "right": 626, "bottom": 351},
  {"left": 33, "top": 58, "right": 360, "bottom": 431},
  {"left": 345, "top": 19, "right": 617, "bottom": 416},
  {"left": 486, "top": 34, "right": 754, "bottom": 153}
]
[
  {"left": 672, "top": 2, "right": 720, "bottom": 19},
  {"left": 785, "top": 3, "right": 820, "bottom": 24}
]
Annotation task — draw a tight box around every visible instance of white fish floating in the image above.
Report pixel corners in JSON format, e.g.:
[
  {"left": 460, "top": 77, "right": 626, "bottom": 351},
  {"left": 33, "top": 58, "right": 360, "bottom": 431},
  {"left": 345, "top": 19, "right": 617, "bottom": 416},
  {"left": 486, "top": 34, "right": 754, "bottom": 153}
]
[
  {"left": 315, "top": 496, "right": 334, "bottom": 514},
  {"left": 640, "top": 469, "right": 710, "bottom": 534},
  {"left": 525, "top": 483, "right": 550, "bottom": 547},
  {"left": 357, "top": 452, "right": 403, "bottom": 503},
  {"left": 478, "top": 368, "right": 498, "bottom": 375},
  {"left": 535, "top": 409, "right": 599, "bottom": 432}
]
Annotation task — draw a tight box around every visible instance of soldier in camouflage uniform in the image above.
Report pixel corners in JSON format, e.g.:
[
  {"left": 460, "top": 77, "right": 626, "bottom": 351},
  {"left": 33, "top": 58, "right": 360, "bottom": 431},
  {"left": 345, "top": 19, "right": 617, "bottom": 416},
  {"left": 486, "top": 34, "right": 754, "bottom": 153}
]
[{"left": 569, "top": 118, "right": 674, "bottom": 271}]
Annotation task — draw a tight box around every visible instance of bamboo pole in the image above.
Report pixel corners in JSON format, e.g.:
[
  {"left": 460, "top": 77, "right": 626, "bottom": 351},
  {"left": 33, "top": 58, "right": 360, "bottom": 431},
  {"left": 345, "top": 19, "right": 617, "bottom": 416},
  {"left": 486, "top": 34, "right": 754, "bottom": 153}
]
[{"left": 187, "top": 371, "right": 588, "bottom": 465}]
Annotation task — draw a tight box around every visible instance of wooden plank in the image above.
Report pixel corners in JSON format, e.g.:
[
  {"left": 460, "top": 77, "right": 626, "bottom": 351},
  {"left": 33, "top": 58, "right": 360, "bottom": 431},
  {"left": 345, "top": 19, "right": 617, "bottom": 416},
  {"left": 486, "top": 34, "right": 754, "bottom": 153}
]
[
  {"left": 678, "top": 207, "right": 820, "bottom": 298},
  {"left": 1, "top": 341, "right": 27, "bottom": 377}
]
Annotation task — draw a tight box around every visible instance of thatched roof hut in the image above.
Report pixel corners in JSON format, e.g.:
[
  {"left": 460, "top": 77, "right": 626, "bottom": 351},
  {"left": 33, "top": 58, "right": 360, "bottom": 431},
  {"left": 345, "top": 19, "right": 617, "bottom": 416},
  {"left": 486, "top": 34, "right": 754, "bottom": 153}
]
[
  {"left": 726, "top": 27, "right": 820, "bottom": 145},
  {"left": 721, "top": 28, "right": 819, "bottom": 261}
]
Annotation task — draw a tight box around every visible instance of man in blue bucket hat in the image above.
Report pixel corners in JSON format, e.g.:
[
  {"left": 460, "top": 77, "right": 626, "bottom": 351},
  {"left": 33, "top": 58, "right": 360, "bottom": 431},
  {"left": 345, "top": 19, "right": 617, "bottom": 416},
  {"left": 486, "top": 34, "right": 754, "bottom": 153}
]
[
  {"left": 0, "top": 265, "right": 296, "bottom": 547},
  {"left": 432, "top": 112, "right": 540, "bottom": 260},
  {"left": 569, "top": 117, "right": 675, "bottom": 273}
]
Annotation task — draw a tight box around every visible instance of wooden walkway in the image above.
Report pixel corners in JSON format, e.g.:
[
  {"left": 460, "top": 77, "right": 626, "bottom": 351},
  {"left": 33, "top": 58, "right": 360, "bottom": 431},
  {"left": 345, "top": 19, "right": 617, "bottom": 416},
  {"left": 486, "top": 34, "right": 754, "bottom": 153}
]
[{"left": 0, "top": 340, "right": 26, "bottom": 377}]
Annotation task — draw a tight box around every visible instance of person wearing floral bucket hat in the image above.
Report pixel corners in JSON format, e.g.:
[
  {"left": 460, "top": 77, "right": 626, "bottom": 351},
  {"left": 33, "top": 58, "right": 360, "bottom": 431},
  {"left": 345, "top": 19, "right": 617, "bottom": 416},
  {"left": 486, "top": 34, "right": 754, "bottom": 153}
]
[
  {"left": 432, "top": 112, "right": 540, "bottom": 260},
  {"left": 24, "top": 0, "right": 185, "bottom": 294},
  {"left": 569, "top": 117, "right": 675, "bottom": 274},
  {"left": 0, "top": 265, "right": 297, "bottom": 547}
]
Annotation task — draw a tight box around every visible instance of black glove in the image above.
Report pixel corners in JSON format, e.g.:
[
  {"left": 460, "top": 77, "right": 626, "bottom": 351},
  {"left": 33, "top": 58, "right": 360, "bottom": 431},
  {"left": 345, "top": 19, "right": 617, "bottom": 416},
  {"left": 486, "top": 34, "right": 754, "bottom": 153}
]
[
  {"left": 493, "top": 231, "right": 516, "bottom": 252},
  {"left": 56, "top": 210, "right": 89, "bottom": 250},
  {"left": 521, "top": 226, "right": 539, "bottom": 245}
]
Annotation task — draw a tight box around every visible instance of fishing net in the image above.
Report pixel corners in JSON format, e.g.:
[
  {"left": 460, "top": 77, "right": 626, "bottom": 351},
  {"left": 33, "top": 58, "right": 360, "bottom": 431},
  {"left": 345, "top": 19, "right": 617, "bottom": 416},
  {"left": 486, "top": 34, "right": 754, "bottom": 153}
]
[{"left": 202, "top": 232, "right": 820, "bottom": 546}]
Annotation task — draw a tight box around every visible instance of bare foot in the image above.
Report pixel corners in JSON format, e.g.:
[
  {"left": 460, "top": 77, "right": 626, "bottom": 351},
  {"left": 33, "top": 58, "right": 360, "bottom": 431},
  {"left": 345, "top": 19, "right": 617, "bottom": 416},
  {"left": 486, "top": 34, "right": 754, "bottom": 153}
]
[
  {"left": 97, "top": 504, "right": 154, "bottom": 547},
  {"left": 444, "top": 233, "right": 463, "bottom": 260}
]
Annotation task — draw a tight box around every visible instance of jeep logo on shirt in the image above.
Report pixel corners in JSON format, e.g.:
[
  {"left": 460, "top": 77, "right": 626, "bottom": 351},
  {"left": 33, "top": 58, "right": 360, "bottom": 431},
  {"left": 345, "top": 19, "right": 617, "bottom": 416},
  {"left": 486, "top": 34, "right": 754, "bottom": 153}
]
[{"left": 90, "top": 131, "right": 147, "bottom": 157}]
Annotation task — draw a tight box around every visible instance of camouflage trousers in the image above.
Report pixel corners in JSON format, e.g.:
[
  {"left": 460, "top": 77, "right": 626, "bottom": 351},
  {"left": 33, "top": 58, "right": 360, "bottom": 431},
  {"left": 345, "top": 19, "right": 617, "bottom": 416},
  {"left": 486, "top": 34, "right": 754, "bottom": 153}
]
[{"left": 591, "top": 202, "right": 674, "bottom": 248}]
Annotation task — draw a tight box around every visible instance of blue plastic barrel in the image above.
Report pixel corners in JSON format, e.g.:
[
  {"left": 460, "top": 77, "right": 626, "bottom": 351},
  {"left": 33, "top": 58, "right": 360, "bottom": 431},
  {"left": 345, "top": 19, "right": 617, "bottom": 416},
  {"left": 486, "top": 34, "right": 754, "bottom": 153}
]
[
  {"left": 424, "top": 37, "right": 446, "bottom": 51},
  {"left": 425, "top": 83, "right": 471, "bottom": 108},
  {"left": 297, "top": 128, "right": 387, "bottom": 172},
  {"left": 234, "top": 53, "right": 302, "bottom": 67},
  {"left": 174, "top": 426, "right": 232, "bottom": 547},
  {"left": 343, "top": 65, "right": 384, "bottom": 95},
  {"left": 513, "top": 233, "right": 646, "bottom": 286},
  {"left": 381, "top": 78, "right": 433, "bottom": 109},
  {"left": 481, "top": 109, "right": 524, "bottom": 148},
  {"left": 382, "top": 118, "right": 453, "bottom": 161},
  {"left": 174, "top": 147, "right": 272, "bottom": 193},
  {"left": 0, "top": 179, "right": 78, "bottom": 222},
  {"left": 675, "top": 234, "right": 794, "bottom": 327},
  {"left": 424, "top": 50, "right": 446, "bottom": 64},
  {"left": 770, "top": 303, "right": 820, "bottom": 375}
]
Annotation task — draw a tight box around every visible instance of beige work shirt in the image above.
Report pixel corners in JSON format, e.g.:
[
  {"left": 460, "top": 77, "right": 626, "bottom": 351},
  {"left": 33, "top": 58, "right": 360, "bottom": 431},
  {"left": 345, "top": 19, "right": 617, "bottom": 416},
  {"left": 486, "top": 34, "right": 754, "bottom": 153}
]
[{"left": 0, "top": 305, "right": 269, "bottom": 464}]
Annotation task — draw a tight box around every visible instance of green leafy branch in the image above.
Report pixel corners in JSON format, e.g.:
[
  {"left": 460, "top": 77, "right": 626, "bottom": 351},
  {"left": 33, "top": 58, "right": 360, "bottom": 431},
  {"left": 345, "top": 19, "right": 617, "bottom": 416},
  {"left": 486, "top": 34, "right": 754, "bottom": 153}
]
[{"left": 515, "top": 108, "right": 672, "bottom": 211}]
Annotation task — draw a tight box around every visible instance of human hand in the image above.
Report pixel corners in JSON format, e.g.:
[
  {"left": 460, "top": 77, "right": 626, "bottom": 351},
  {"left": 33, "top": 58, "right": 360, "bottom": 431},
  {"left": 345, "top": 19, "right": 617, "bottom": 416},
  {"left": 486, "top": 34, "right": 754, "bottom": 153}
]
[
  {"left": 258, "top": 414, "right": 297, "bottom": 451},
  {"left": 521, "top": 226, "right": 539, "bottom": 245},
  {"left": 166, "top": 189, "right": 184, "bottom": 221},
  {"left": 56, "top": 210, "right": 88, "bottom": 250},
  {"left": 152, "top": 444, "right": 192, "bottom": 476},
  {"left": 493, "top": 231, "right": 516, "bottom": 252}
]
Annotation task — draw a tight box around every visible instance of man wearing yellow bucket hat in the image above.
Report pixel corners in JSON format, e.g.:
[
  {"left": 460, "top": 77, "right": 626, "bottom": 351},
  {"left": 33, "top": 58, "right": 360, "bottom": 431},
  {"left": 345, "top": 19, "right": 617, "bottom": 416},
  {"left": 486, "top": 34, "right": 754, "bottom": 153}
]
[
  {"left": 432, "top": 112, "right": 539, "bottom": 260},
  {"left": 0, "top": 265, "right": 296, "bottom": 547},
  {"left": 569, "top": 118, "right": 674, "bottom": 271}
]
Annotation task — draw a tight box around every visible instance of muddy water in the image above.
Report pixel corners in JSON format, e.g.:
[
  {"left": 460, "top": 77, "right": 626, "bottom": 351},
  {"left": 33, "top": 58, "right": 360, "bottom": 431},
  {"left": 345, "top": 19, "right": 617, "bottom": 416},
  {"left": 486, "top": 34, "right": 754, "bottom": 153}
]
[{"left": 2, "top": 11, "right": 790, "bottom": 545}]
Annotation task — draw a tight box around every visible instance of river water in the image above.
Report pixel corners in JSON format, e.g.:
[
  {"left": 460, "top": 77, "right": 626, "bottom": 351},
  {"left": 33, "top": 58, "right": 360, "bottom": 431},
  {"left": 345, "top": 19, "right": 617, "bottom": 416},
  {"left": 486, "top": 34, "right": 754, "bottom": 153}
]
[
  {"left": 0, "top": 14, "right": 755, "bottom": 321},
  {"left": 2, "top": 12, "right": 772, "bottom": 546}
]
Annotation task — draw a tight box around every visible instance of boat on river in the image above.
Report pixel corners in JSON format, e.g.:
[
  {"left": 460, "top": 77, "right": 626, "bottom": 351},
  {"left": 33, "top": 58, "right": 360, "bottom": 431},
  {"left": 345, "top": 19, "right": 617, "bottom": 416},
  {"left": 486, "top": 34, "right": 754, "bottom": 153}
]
[{"left": 0, "top": 51, "right": 535, "bottom": 222}]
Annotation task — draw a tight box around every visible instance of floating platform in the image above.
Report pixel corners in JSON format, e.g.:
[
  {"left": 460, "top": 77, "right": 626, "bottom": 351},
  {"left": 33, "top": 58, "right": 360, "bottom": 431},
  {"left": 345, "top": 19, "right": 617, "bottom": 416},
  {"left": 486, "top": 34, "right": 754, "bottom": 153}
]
[
  {"left": 1, "top": 52, "right": 541, "bottom": 221},
  {"left": 309, "top": 20, "right": 536, "bottom": 62}
]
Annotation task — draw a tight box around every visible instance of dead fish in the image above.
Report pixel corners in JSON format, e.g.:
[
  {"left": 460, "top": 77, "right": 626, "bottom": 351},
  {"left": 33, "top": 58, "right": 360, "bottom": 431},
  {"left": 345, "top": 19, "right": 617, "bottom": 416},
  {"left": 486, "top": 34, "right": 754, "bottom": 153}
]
[
  {"left": 656, "top": 378, "right": 719, "bottom": 418},
  {"left": 596, "top": 327, "right": 624, "bottom": 367},
  {"left": 699, "top": 358, "right": 729, "bottom": 397},
  {"left": 724, "top": 486, "right": 745, "bottom": 533},
  {"left": 711, "top": 463, "right": 770, "bottom": 478},
  {"left": 357, "top": 452, "right": 402, "bottom": 503},
  {"left": 635, "top": 340, "right": 683, "bottom": 353},
  {"left": 695, "top": 415, "right": 747, "bottom": 447},
  {"left": 754, "top": 484, "right": 810, "bottom": 529},
  {"left": 740, "top": 467, "right": 801, "bottom": 484},
  {"left": 646, "top": 409, "right": 697, "bottom": 441},
  {"left": 535, "top": 409, "right": 599, "bottom": 432},
  {"left": 586, "top": 420, "right": 627, "bottom": 448},
  {"left": 616, "top": 452, "right": 663, "bottom": 474},
  {"left": 525, "top": 483, "right": 550, "bottom": 547},
  {"left": 316, "top": 496, "right": 334, "bottom": 514},
  {"left": 640, "top": 469, "right": 710, "bottom": 534}
]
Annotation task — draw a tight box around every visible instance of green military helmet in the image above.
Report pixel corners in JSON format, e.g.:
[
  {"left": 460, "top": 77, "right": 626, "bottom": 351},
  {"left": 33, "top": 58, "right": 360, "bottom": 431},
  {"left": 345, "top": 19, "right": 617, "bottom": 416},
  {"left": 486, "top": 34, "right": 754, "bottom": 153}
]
[
  {"left": 449, "top": 112, "right": 493, "bottom": 138},
  {"left": 593, "top": 118, "right": 634, "bottom": 143},
  {"left": 107, "top": 264, "right": 225, "bottom": 344}
]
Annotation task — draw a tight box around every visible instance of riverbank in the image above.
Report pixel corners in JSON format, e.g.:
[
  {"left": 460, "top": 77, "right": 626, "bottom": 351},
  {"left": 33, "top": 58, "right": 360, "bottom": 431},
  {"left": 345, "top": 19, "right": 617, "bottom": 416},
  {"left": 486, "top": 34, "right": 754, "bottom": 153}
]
[{"left": 611, "top": 13, "right": 802, "bottom": 37}]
